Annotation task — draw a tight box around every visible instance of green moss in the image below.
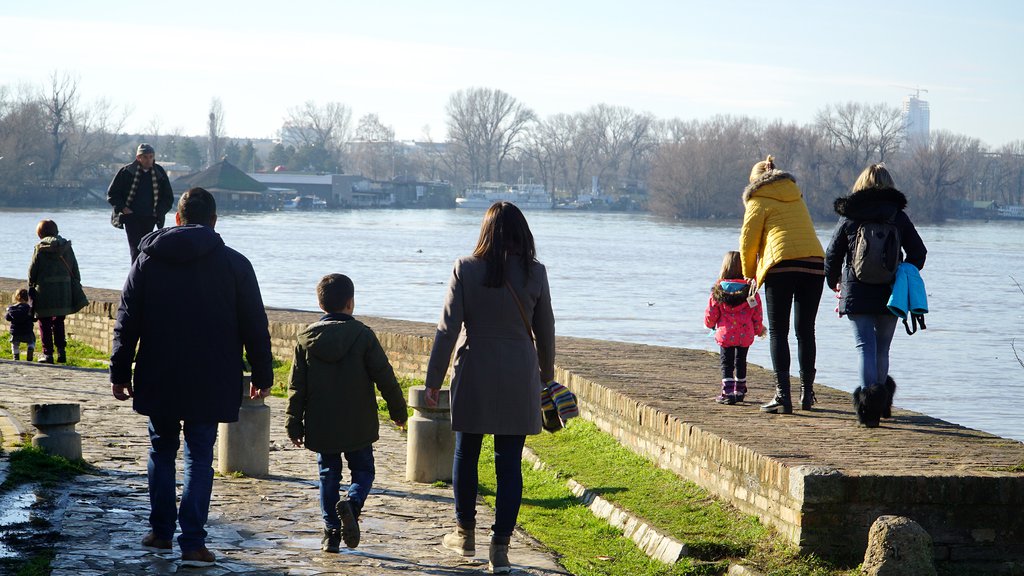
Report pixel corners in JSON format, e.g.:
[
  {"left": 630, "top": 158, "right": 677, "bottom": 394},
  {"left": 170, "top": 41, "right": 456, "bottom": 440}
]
[{"left": 0, "top": 333, "right": 107, "bottom": 368}]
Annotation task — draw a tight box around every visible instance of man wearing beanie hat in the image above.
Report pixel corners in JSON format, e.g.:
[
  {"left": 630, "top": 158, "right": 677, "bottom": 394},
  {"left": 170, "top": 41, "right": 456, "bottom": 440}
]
[{"left": 107, "top": 143, "right": 174, "bottom": 263}]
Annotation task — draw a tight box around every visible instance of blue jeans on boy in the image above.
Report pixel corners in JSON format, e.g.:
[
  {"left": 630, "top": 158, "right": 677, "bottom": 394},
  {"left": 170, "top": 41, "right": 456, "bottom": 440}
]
[
  {"left": 848, "top": 313, "right": 899, "bottom": 389},
  {"left": 453, "top": 432, "right": 526, "bottom": 540},
  {"left": 317, "top": 447, "right": 375, "bottom": 529},
  {"left": 147, "top": 418, "right": 217, "bottom": 552}
]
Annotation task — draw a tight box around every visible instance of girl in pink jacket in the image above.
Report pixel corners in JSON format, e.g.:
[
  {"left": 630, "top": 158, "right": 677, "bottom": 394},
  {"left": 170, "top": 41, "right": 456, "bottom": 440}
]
[{"left": 704, "top": 251, "right": 765, "bottom": 404}]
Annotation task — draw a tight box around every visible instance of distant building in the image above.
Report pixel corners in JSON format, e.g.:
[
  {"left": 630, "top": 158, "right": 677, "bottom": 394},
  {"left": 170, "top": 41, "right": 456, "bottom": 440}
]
[
  {"left": 902, "top": 94, "right": 930, "bottom": 149},
  {"left": 174, "top": 160, "right": 276, "bottom": 211},
  {"left": 248, "top": 172, "right": 368, "bottom": 208}
]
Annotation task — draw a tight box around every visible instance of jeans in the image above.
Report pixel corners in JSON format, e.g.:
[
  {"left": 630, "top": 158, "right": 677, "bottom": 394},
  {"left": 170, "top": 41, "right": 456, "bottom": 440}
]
[
  {"left": 124, "top": 213, "right": 159, "bottom": 263},
  {"left": 147, "top": 418, "right": 217, "bottom": 552},
  {"left": 453, "top": 432, "right": 526, "bottom": 540},
  {"left": 37, "top": 316, "right": 66, "bottom": 357},
  {"left": 848, "top": 314, "right": 899, "bottom": 389},
  {"left": 317, "top": 446, "right": 375, "bottom": 529},
  {"left": 763, "top": 272, "right": 824, "bottom": 384},
  {"left": 720, "top": 346, "right": 748, "bottom": 380}
]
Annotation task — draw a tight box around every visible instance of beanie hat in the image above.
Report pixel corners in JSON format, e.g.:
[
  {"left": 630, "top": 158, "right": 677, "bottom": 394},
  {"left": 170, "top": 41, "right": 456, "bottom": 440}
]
[{"left": 136, "top": 143, "right": 155, "bottom": 156}]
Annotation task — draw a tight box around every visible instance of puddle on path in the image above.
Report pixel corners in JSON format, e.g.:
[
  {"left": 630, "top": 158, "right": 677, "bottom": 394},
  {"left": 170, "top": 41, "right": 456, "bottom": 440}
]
[{"left": 0, "top": 486, "right": 39, "bottom": 559}]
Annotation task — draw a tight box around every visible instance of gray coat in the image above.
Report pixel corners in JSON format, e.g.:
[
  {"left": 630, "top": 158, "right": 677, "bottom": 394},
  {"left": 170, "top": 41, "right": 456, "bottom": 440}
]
[{"left": 425, "top": 256, "right": 555, "bottom": 435}]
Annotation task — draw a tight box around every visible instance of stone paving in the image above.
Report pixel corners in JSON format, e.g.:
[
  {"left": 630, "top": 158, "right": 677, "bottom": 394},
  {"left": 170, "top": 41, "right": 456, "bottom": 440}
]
[{"left": 0, "top": 360, "right": 568, "bottom": 575}]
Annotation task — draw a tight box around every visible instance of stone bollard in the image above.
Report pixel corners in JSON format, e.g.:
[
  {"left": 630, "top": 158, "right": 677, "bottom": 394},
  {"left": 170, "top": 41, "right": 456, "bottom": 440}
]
[
  {"left": 862, "top": 515, "right": 937, "bottom": 576},
  {"left": 406, "top": 386, "right": 454, "bottom": 483},
  {"left": 217, "top": 375, "right": 270, "bottom": 477},
  {"left": 30, "top": 403, "right": 82, "bottom": 461}
]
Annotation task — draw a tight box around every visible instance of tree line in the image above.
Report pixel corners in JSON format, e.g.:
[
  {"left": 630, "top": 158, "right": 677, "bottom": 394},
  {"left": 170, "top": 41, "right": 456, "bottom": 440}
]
[{"left": 2, "top": 74, "right": 1022, "bottom": 221}]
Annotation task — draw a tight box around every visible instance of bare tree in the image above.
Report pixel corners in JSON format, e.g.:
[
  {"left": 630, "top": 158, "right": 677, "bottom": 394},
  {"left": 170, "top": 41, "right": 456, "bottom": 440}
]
[
  {"left": 445, "top": 87, "right": 535, "bottom": 185},
  {"left": 351, "top": 113, "right": 396, "bottom": 180},
  {"left": 814, "top": 102, "right": 905, "bottom": 194},
  {"left": 41, "top": 72, "right": 79, "bottom": 180},
  {"left": 902, "top": 131, "right": 980, "bottom": 222},
  {"left": 281, "top": 101, "right": 351, "bottom": 172},
  {"left": 207, "top": 98, "right": 225, "bottom": 167},
  {"left": 648, "top": 116, "right": 757, "bottom": 218}
]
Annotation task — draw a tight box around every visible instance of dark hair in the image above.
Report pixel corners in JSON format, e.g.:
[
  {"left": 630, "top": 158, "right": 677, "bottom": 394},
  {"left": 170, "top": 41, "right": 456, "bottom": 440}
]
[
  {"left": 719, "top": 251, "right": 742, "bottom": 280},
  {"left": 317, "top": 274, "right": 354, "bottom": 313},
  {"left": 472, "top": 202, "right": 537, "bottom": 288},
  {"left": 13, "top": 288, "right": 29, "bottom": 303},
  {"left": 178, "top": 187, "right": 217, "bottom": 226},
  {"left": 36, "top": 219, "right": 58, "bottom": 238}
]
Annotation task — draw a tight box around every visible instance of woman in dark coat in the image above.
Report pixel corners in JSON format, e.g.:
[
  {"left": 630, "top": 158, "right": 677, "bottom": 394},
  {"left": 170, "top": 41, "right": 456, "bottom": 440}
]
[
  {"left": 425, "top": 201, "right": 555, "bottom": 574},
  {"left": 824, "top": 164, "right": 927, "bottom": 427},
  {"left": 28, "top": 219, "right": 85, "bottom": 363}
]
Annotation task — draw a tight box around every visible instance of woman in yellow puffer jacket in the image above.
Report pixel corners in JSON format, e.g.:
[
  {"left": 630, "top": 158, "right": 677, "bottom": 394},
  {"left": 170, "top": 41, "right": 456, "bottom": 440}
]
[{"left": 738, "top": 156, "right": 825, "bottom": 414}]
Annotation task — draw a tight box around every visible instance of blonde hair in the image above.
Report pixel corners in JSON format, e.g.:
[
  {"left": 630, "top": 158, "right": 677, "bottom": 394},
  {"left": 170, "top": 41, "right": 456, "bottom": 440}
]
[
  {"left": 13, "top": 288, "right": 29, "bottom": 303},
  {"left": 719, "top": 251, "right": 743, "bottom": 280},
  {"left": 749, "top": 155, "right": 776, "bottom": 183},
  {"left": 852, "top": 163, "right": 895, "bottom": 193}
]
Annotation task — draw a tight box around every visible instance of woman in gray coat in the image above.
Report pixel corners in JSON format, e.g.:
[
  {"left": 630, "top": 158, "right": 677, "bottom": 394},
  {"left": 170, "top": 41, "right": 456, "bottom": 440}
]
[{"left": 425, "top": 202, "right": 555, "bottom": 574}]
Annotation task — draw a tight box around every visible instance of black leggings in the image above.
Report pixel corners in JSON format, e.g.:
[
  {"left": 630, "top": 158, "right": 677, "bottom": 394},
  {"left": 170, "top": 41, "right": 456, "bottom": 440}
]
[
  {"left": 720, "top": 346, "right": 748, "bottom": 380},
  {"left": 763, "top": 271, "right": 824, "bottom": 384}
]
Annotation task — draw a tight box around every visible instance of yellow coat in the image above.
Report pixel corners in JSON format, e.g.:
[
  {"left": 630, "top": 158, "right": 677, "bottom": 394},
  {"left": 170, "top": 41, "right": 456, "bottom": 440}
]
[{"left": 739, "top": 171, "right": 824, "bottom": 286}]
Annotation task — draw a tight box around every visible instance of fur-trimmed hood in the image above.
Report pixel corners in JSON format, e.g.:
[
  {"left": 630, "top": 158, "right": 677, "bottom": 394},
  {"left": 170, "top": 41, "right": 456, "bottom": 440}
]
[
  {"left": 711, "top": 279, "right": 751, "bottom": 306},
  {"left": 833, "top": 187, "right": 907, "bottom": 221},
  {"left": 743, "top": 170, "right": 800, "bottom": 203}
]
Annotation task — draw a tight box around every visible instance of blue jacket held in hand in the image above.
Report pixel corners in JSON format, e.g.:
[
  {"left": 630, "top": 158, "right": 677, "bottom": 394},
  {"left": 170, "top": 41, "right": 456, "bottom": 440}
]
[
  {"left": 887, "top": 262, "right": 928, "bottom": 318},
  {"left": 109, "top": 224, "right": 273, "bottom": 423}
]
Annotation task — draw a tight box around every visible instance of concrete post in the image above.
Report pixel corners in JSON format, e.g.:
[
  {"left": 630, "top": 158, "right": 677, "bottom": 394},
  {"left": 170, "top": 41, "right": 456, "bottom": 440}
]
[
  {"left": 406, "top": 386, "right": 454, "bottom": 483},
  {"left": 217, "top": 375, "right": 270, "bottom": 477},
  {"left": 30, "top": 403, "right": 82, "bottom": 461}
]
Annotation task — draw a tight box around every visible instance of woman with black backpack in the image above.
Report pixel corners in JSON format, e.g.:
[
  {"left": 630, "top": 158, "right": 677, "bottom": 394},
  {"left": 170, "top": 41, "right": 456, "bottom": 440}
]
[{"left": 824, "top": 164, "right": 927, "bottom": 427}]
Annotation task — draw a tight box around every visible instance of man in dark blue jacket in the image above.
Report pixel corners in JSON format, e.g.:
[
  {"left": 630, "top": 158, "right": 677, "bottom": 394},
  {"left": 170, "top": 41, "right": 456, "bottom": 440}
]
[{"left": 110, "top": 187, "right": 273, "bottom": 566}]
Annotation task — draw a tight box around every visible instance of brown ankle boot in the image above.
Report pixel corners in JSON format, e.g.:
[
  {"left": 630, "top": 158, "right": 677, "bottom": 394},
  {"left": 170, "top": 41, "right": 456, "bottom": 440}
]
[
  {"left": 488, "top": 538, "right": 511, "bottom": 574},
  {"left": 441, "top": 524, "right": 475, "bottom": 556}
]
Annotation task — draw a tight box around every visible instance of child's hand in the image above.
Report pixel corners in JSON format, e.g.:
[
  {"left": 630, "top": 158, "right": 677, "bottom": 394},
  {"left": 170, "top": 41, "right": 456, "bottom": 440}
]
[
  {"left": 759, "top": 327, "right": 767, "bottom": 338},
  {"left": 393, "top": 420, "right": 407, "bottom": 431},
  {"left": 290, "top": 437, "right": 303, "bottom": 448}
]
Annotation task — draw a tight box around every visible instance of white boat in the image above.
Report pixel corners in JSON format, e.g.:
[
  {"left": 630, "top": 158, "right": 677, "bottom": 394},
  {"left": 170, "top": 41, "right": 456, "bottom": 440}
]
[
  {"left": 455, "top": 182, "right": 553, "bottom": 210},
  {"left": 281, "top": 195, "right": 328, "bottom": 211}
]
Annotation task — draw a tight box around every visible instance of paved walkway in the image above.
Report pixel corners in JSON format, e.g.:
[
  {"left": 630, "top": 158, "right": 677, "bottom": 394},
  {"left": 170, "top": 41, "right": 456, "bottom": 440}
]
[{"left": 0, "top": 360, "right": 567, "bottom": 575}]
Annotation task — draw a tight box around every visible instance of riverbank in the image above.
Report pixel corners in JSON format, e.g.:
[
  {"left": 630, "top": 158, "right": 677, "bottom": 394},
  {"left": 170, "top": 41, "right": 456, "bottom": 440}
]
[{"left": 2, "top": 277, "right": 1023, "bottom": 571}]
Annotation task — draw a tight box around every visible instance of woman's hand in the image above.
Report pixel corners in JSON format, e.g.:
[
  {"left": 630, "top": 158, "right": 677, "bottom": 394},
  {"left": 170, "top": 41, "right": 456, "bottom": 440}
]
[{"left": 425, "top": 387, "right": 440, "bottom": 408}]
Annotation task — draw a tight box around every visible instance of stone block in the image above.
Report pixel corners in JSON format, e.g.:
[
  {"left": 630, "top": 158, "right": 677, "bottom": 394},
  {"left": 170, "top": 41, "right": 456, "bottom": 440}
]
[
  {"left": 406, "top": 386, "right": 454, "bottom": 483},
  {"left": 862, "top": 515, "right": 937, "bottom": 576}
]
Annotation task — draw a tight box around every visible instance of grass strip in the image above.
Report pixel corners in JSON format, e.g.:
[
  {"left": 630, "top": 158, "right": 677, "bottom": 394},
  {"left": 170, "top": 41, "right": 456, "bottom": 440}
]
[
  {"left": 526, "top": 420, "right": 851, "bottom": 575},
  {"left": 0, "top": 550, "right": 55, "bottom": 576},
  {"left": 0, "top": 444, "right": 91, "bottom": 493},
  {"left": 0, "top": 333, "right": 107, "bottom": 369}
]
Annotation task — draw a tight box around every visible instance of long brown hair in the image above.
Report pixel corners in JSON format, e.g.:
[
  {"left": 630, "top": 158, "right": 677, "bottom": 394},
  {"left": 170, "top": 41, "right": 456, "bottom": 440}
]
[
  {"left": 718, "top": 251, "right": 742, "bottom": 280},
  {"left": 472, "top": 201, "right": 537, "bottom": 287}
]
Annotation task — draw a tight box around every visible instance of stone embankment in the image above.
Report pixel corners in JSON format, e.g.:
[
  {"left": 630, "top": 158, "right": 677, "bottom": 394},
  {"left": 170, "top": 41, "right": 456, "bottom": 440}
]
[{"left": 3, "top": 277, "right": 1024, "bottom": 572}]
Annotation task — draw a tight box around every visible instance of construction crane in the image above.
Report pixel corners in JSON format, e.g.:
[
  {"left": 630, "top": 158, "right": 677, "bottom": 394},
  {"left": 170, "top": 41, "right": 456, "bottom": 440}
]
[{"left": 893, "top": 85, "right": 929, "bottom": 99}]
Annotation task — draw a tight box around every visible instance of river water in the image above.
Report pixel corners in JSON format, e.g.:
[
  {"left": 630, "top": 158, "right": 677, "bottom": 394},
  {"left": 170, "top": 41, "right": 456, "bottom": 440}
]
[{"left": 2, "top": 207, "right": 1022, "bottom": 442}]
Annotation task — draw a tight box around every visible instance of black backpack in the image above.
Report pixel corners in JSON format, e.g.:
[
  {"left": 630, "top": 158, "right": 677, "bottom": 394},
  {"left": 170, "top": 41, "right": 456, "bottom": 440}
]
[{"left": 851, "top": 218, "right": 901, "bottom": 284}]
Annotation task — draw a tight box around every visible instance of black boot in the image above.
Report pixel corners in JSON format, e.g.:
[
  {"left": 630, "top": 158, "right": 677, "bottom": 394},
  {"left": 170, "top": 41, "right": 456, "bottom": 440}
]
[
  {"left": 881, "top": 376, "right": 896, "bottom": 419},
  {"left": 56, "top": 348, "right": 66, "bottom": 364},
  {"left": 799, "top": 370, "right": 816, "bottom": 410},
  {"left": 760, "top": 375, "right": 792, "bottom": 414},
  {"left": 13, "top": 352, "right": 19, "bottom": 361},
  {"left": 26, "top": 349, "right": 33, "bottom": 362},
  {"left": 853, "top": 385, "right": 886, "bottom": 428}
]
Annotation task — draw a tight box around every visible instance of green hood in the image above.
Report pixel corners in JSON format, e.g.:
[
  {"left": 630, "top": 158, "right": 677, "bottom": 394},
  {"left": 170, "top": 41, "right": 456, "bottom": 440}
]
[
  {"left": 297, "top": 319, "right": 366, "bottom": 363},
  {"left": 36, "top": 235, "right": 72, "bottom": 255}
]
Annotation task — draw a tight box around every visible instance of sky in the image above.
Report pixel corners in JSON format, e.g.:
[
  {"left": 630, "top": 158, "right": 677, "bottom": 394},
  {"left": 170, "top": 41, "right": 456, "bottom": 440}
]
[{"left": 2, "top": 0, "right": 1022, "bottom": 147}]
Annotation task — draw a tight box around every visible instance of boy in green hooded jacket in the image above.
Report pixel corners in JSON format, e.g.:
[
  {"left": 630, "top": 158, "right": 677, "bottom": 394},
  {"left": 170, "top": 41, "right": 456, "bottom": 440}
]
[{"left": 285, "top": 273, "right": 407, "bottom": 553}]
